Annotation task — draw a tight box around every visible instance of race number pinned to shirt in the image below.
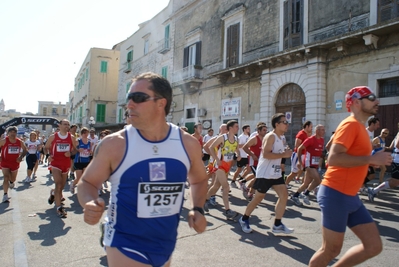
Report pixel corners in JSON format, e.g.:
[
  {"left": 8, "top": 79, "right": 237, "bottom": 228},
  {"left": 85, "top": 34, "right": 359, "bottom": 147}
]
[
  {"left": 149, "top": 162, "right": 166, "bottom": 181},
  {"left": 311, "top": 156, "right": 320, "bottom": 165},
  {"left": 8, "top": 146, "right": 20, "bottom": 154},
  {"left": 270, "top": 164, "right": 281, "bottom": 176},
  {"left": 57, "top": 143, "right": 70, "bottom": 152},
  {"left": 137, "top": 182, "right": 184, "bottom": 218}
]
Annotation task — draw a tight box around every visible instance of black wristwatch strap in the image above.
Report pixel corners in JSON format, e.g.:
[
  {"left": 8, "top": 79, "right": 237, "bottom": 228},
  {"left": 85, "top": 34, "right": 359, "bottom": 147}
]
[{"left": 192, "top": 206, "right": 205, "bottom": 215}]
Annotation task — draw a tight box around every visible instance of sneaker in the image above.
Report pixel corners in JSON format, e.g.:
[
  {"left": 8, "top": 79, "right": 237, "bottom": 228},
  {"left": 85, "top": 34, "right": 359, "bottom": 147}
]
[
  {"left": 239, "top": 181, "right": 247, "bottom": 191},
  {"left": 9, "top": 182, "right": 15, "bottom": 189},
  {"left": 28, "top": 177, "right": 36, "bottom": 183},
  {"left": 99, "top": 222, "right": 105, "bottom": 247},
  {"left": 70, "top": 183, "right": 75, "bottom": 194},
  {"left": 294, "top": 178, "right": 301, "bottom": 184},
  {"left": 243, "top": 189, "right": 253, "bottom": 201},
  {"left": 286, "top": 184, "right": 292, "bottom": 189},
  {"left": 299, "top": 193, "right": 310, "bottom": 205},
  {"left": 367, "top": 187, "right": 376, "bottom": 202},
  {"left": 239, "top": 217, "right": 252, "bottom": 233},
  {"left": 69, "top": 173, "right": 75, "bottom": 181},
  {"left": 23, "top": 176, "right": 30, "bottom": 183},
  {"left": 103, "top": 181, "right": 108, "bottom": 189},
  {"left": 57, "top": 207, "right": 67, "bottom": 218},
  {"left": 290, "top": 195, "right": 302, "bottom": 206},
  {"left": 272, "top": 223, "right": 294, "bottom": 234},
  {"left": 230, "top": 181, "right": 238, "bottom": 188},
  {"left": 2, "top": 194, "right": 10, "bottom": 203},
  {"left": 203, "top": 200, "right": 209, "bottom": 212},
  {"left": 209, "top": 196, "right": 217, "bottom": 206},
  {"left": 48, "top": 189, "right": 55, "bottom": 205},
  {"left": 224, "top": 209, "right": 237, "bottom": 220},
  {"left": 359, "top": 187, "right": 368, "bottom": 195}
]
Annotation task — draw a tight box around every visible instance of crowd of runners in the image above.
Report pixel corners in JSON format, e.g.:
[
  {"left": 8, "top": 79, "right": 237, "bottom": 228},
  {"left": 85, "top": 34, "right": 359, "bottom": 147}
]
[{"left": 0, "top": 73, "right": 398, "bottom": 266}]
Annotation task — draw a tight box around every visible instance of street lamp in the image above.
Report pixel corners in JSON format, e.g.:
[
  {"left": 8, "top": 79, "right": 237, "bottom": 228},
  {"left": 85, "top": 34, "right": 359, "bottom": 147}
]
[{"left": 88, "top": 116, "right": 96, "bottom": 129}]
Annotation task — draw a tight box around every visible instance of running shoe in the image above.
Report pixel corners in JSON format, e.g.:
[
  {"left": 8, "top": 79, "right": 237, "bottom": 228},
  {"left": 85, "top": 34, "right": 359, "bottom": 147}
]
[
  {"left": 69, "top": 173, "right": 75, "bottom": 181},
  {"left": 9, "top": 181, "right": 15, "bottom": 189},
  {"left": 290, "top": 195, "right": 302, "bottom": 206},
  {"left": 299, "top": 193, "right": 310, "bottom": 205},
  {"left": 239, "top": 181, "right": 247, "bottom": 191},
  {"left": 48, "top": 189, "right": 55, "bottom": 205},
  {"left": 2, "top": 194, "right": 10, "bottom": 203},
  {"left": 57, "top": 207, "right": 67, "bottom": 218},
  {"left": 23, "top": 176, "right": 30, "bottom": 183},
  {"left": 224, "top": 209, "right": 237, "bottom": 220},
  {"left": 230, "top": 181, "right": 238, "bottom": 188},
  {"left": 286, "top": 184, "right": 292, "bottom": 189},
  {"left": 294, "top": 178, "right": 301, "bottom": 184},
  {"left": 209, "top": 196, "right": 217, "bottom": 206},
  {"left": 367, "top": 187, "right": 376, "bottom": 202},
  {"left": 239, "top": 217, "right": 252, "bottom": 233},
  {"left": 203, "top": 200, "right": 210, "bottom": 212},
  {"left": 272, "top": 223, "right": 294, "bottom": 234},
  {"left": 70, "top": 183, "right": 75, "bottom": 194},
  {"left": 103, "top": 181, "right": 108, "bottom": 189}
]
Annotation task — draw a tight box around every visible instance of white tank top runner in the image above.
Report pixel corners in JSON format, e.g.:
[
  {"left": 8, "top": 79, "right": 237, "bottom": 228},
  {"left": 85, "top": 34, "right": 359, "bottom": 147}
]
[{"left": 256, "top": 132, "right": 285, "bottom": 179}]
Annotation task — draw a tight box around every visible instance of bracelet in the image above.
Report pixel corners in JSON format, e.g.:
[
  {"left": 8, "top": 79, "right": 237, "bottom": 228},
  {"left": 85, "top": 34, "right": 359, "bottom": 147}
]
[{"left": 192, "top": 206, "right": 205, "bottom": 215}]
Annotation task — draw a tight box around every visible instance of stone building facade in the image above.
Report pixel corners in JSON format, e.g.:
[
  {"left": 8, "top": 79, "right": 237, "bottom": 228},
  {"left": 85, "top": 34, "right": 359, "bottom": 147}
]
[{"left": 115, "top": 0, "right": 399, "bottom": 145}]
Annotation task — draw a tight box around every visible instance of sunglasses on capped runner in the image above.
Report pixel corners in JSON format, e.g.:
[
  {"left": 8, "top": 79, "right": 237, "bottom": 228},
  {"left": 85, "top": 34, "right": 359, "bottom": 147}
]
[
  {"left": 126, "top": 92, "right": 161, "bottom": 104},
  {"left": 278, "top": 120, "right": 289, "bottom": 125},
  {"left": 359, "top": 94, "right": 377, "bottom": 102}
]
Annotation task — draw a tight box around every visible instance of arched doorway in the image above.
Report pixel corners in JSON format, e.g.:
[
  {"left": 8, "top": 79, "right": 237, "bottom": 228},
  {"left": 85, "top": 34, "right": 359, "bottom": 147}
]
[{"left": 275, "top": 83, "right": 306, "bottom": 148}]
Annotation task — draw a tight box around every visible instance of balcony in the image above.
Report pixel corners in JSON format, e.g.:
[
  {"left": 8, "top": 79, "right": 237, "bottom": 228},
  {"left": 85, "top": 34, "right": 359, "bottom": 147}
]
[
  {"left": 123, "top": 61, "right": 132, "bottom": 73},
  {"left": 172, "top": 65, "right": 203, "bottom": 94},
  {"left": 157, "top": 38, "right": 171, "bottom": 54}
]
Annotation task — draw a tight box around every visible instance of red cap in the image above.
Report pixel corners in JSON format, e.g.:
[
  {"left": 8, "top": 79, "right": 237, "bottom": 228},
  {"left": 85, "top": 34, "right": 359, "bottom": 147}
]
[{"left": 345, "top": 86, "right": 374, "bottom": 112}]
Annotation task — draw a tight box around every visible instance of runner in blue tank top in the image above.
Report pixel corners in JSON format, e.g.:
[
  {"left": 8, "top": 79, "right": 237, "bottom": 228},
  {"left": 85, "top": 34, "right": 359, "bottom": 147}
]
[
  {"left": 70, "top": 127, "right": 91, "bottom": 194},
  {"left": 78, "top": 72, "right": 208, "bottom": 267}
]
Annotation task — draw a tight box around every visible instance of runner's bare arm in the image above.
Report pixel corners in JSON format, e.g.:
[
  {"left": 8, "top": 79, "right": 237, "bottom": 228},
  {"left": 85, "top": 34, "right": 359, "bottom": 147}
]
[
  {"left": 77, "top": 132, "right": 125, "bottom": 208},
  {"left": 44, "top": 135, "right": 54, "bottom": 154},
  {"left": 19, "top": 140, "right": 28, "bottom": 160},
  {"left": 328, "top": 143, "right": 392, "bottom": 167},
  {"left": 203, "top": 136, "right": 217, "bottom": 155},
  {"left": 208, "top": 135, "right": 224, "bottom": 164},
  {"left": 243, "top": 136, "right": 256, "bottom": 158}
]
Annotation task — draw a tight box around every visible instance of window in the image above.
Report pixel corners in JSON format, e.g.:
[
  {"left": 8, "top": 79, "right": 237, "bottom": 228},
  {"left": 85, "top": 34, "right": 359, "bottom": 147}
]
[
  {"left": 144, "top": 39, "right": 149, "bottom": 55},
  {"left": 52, "top": 108, "right": 57, "bottom": 115},
  {"left": 164, "top": 25, "right": 170, "bottom": 49},
  {"left": 126, "top": 50, "right": 133, "bottom": 71},
  {"left": 283, "top": 0, "right": 303, "bottom": 49},
  {"left": 379, "top": 77, "right": 399, "bottom": 97},
  {"left": 118, "top": 108, "right": 123, "bottom": 123},
  {"left": 378, "top": 0, "right": 399, "bottom": 22},
  {"left": 79, "top": 106, "right": 83, "bottom": 120},
  {"left": 186, "top": 108, "right": 196, "bottom": 119},
  {"left": 226, "top": 23, "right": 240, "bottom": 67},
  {"left": 62, "top": 108, "right": 66, "bottom": 115},
  {"left": 126, "top": 81, "right": 132, "bottom": 93},
  {"left": 183, "top": 41, "right": 201, "bottom": 68},
  {"left": 100, "top": 61, "right": 108, "bottom": 73},
  {"left": 86, "top": 68, "right": 89, "bottom": 81},
  {"left": 43, "top": 107, "right": 47, "bottom": 116},
  {"left": 162, "top": 66, "right": 168, "bottom": 79},
  {"left": 96, "top": 104, "right": 106, "bottom": 122}
]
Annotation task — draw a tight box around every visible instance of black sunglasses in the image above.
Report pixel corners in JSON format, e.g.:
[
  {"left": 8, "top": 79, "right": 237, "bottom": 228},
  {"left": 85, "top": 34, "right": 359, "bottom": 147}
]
[
  {"left": 359, "top": 94, "right": 377, "bottom": 101},
  {"left": 127, "top": 92, "right": 161, "bottom": 103},
  {"left": 278, "top": 120, "right": 289, "bottom": 125}
]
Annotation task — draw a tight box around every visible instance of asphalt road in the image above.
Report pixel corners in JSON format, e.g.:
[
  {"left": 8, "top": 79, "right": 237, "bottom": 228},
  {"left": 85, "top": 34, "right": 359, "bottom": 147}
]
[{"left": 0, "top": 161, "right": 398, "bottom": 267}]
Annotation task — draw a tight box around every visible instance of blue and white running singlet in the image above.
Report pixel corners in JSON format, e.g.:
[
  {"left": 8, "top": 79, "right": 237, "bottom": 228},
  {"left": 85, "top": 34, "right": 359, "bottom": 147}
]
[{"left": 103, "top": 123, "right": 190, "bottom": 257}]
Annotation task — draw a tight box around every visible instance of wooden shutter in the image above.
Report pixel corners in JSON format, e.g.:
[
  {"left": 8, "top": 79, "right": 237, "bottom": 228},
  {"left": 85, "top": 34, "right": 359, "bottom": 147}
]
[
  {"left": 165, "top": 25, "right": 170, "bottom": 49},
  {"left": 127, "top": 51, "right": 133, "bottom": 61},
  {"left": 183, "top": 46, "right": 189, "bottom": 68},
  {"left": 227, "top": 23, "right": 239, "bottom": 67},
  {"left": 96, "top": 104, "right": 106, "bottom": 122},
  {"left": 195, "top": 41, "right": 202, "bottom": 66},
  {"left": 283, "top": 0, "right": 289, "bottom": 49},
  {"left": 379, "top": 0, "right": 399, "bottom": 22}
]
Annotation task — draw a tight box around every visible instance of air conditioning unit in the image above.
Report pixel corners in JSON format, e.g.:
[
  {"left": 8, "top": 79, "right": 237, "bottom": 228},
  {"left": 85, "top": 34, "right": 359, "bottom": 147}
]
[{"left": 198, "top": 108, "right": 207, "bottom": 117}]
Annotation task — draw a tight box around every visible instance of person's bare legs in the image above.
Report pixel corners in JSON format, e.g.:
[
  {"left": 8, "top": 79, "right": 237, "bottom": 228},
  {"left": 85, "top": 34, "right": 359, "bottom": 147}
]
[
  {"left": 272, "top": 184, "right": 289, "bottom": 220},
  {"left": 309, "top": 227, "right": 345, "bottom": 266}
]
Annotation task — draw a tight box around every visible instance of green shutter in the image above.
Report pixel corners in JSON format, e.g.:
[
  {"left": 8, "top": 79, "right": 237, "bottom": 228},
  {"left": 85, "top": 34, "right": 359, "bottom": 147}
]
[
  {"left": 165, "top": 25, "right": 170, "bottom": 39},
  {"left": 126, "top": 82, "right": 131, "bottom": 93},
  {"left": 96, "top": 104, "right": 106, "bottom": 122},
  {"left": 79, "top": 106, "right": 82, "bottom": 118},
  {"left": 100, "top": 61, "right": 108, "bottom": 73},
  {"left": 118, "top": 108, "right": 122, "bottom": 123},
  {"left": 127, "top": 51, "right": 133, "bottom": 61},
  {"left": 162, "top": 66, "right": 168, "bottom": 79},
  {"left": 86, "top": 68, "right": 89, "bottom": 80}
]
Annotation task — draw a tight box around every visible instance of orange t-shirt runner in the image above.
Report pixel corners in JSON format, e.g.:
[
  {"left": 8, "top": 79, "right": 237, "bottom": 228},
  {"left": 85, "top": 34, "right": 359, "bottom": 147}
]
[{"left": 322, "top": 116, "right": 372, "bottom": 196}]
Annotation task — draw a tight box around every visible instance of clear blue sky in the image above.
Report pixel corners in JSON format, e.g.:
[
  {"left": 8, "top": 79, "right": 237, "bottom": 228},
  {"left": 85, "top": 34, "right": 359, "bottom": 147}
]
[{"left": 0, "top": 0, "right": 170, "bottom": 114}]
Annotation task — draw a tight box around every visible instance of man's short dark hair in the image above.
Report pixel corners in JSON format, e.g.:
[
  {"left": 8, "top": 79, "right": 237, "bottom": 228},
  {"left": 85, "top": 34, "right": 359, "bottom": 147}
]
[
  {"left": 271, "top": 113, "right": 286, "bottom": 129},
  {"left": 7, "top": 126, "right": 18, "bottom": 133},
  {"left": 70, "top": 124, "right": 77, "bottom": 129},
  {"left": 242, "top": 124, "right": 250, "bottom": 131},
  {"left": 302, "top": 120, "right": 312, "bottom": 129},
  {"left": 194, "top": 123, "right": 202, "bottom": 129},
  {"left": 257, "top": 125, "right": 267, "bottom": 132},
  {"left": 226, "top": 120, "right": 238, "bottom": 131},
  {"left": 207, "top": 128, "right": 214, "bottom": 133},
  {"left": 368, "top": 117, "right": 379, "bottom": 126},
  {"left": 132, "top": 72, "right": 173, "bottom": 115}
]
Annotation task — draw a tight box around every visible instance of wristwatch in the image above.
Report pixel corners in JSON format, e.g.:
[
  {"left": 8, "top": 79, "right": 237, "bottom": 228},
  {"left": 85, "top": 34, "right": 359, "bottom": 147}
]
[{"left": 192, "top": 206, "right": 205, "bottom": 215}]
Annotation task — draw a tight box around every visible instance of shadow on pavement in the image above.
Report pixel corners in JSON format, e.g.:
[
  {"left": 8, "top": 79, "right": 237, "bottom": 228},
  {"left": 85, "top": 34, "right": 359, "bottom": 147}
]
[
  {"left": 27, "top": 209, "right": 72, "bottom": 246},
  {"left": 0, "top": 201, "right": 12, "bottom": 214},
  {"left": 99, "top": 255, "right": 108, "bottom": 266}
]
